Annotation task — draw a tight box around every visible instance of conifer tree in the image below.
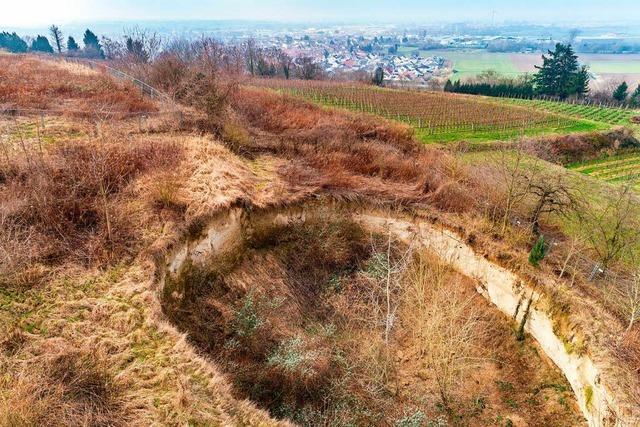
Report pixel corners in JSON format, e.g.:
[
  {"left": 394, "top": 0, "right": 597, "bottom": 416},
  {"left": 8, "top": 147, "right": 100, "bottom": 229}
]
[
  {"left": 444, "top": 79, "right": 453, "bottom": 92},
  {"left": 630, "top": 85, "right": 640, "bottom": 107},
  {"left": 533, "top": 43, "right": 589, "bottom": 99},
  {"left": 528, "top": 235, "right": 548, "bottom": 268},
  {"left": 613, "top": 81, "right": 629, "bottom": 102},
  {"left": 82, "top": 29, "right": 104, "bottom": 59},
  {"left": 372, "top": 66, "right": 384, "bottom": 86},
  {"left": 67, "top": 36, "right": 79, "bottom": 52},
  {"left": 49, "top": 25, "right": 63, "bottom": 53},
  {"left": 0, "top": 32, "right": 28, "bottom": 53},
  {"left": 30, "top": 35, "right": 54, "bottom": 53}
]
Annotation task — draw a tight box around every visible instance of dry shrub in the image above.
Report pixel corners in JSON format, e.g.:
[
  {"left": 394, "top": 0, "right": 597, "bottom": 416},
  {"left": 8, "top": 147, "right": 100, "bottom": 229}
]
[
  {"left": 231, "top": 86, "right": 477, "bottom": 207},
  {"left": 0, "top": 137, "right": 183, "bottom": 285},
  {"left": 613, "top": 330, "right": 640, "bottom": 406},
  {"left": 401, "top": 254, "right": 488, "bottom": 410},
  {"left": 147, "top": 53, "right": 187, "bottom": 97},
  {"left": 429, "top": 179, "right": 475, "bottom": 213},
  {"left": 0, "top": 55, "right": 155, "bottom": 115},
  {"left": 521, "top": 128, "right": 640, "bottom": 166},
  {"left": 0, "top": 345, "right": 127, "bottom": 427},
  {"left": 248, "top": 215, "right": 369, "bottom": 300}
]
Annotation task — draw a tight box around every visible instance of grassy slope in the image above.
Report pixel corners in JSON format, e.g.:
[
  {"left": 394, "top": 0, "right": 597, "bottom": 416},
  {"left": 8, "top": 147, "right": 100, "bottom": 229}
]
[{"left": 462, "top": 149, "right": 639, "bottom": 249}]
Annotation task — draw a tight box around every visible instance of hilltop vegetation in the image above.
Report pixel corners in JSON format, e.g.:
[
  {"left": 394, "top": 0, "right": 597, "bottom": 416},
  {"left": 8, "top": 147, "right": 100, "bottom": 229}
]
[{"left": 1, "top": 49, "right": 639, "bottom": 426}]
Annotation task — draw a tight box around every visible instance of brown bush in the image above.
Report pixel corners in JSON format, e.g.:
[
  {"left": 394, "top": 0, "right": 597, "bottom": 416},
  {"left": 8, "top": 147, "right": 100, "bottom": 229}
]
[
  {"left": 0, "top": 138, "right": 183, "bottom": 285},
  {"left": 230, "top": 86, "right": 476, "bottom": 207},
  {"left": 521, "top": 128, "right": 640, "bottom": 165}
]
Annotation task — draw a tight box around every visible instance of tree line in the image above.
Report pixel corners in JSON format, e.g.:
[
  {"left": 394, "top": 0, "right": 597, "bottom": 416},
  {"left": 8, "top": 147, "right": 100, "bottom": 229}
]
[{"left": 0, "top": 26, "right": 105, "bottom": 59}]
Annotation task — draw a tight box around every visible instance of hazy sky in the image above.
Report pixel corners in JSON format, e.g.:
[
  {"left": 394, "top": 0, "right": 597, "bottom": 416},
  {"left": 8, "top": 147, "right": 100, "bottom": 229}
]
[{"left": 3, "top": 0, "right": 640, "bottom": 27}]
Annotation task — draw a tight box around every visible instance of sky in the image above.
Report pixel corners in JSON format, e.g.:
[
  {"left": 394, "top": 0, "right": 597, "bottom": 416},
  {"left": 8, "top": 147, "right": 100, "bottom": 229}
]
[{"left": 3, "top": 0, "right": 640, "bottom": 27}]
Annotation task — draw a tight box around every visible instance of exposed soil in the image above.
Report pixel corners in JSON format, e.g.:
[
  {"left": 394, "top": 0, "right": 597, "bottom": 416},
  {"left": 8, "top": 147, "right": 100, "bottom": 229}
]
[{"left": 163, "top": 213, "right": 583, "bottom": 426}]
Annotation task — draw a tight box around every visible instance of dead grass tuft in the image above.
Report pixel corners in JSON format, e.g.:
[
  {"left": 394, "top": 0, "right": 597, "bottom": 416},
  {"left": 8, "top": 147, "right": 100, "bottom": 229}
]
[{"left": 0, "top": 343, "right": 128, "bottom": 427}]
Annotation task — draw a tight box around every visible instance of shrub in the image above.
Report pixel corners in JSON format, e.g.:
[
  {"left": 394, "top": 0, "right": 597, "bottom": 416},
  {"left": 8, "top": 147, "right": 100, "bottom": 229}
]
[
  {"left": 233, "top": 291, "right": 264, "bottom": 338},
  {"left": 267, "top": 336, "right": 319, "bottom": 377},
  {"left": 522, "top": 128, "right": 640, "bottom": 166},
  {"left": 529, "top": 235, "right": 548, "bottom": 267},
  {"left": 0, "top": 138, "right": 183, "bottom": 284}
]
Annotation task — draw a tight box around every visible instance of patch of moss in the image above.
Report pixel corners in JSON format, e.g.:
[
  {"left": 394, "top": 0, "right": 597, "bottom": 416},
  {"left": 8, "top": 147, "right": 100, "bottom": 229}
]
[{"left": 584, "top": 386, "right": 594, "bottom": 411}]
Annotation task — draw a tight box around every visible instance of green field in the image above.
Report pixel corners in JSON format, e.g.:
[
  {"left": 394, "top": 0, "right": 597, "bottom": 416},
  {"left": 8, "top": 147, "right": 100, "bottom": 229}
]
[
  {"left": 569, "top": 152, "right": 640, "bottom": 190},
  {"left": 396, "top": 48, "right": 640, "bottom": 86},
  {"left": 397, "top": 48, "right": 524, "bottom": 81},
  {"left": 498, "top": 98, "right": 640, "bottom": 126}
]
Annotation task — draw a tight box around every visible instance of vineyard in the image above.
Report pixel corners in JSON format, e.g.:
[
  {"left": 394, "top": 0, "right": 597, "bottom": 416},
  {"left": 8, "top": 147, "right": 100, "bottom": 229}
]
[
  {"left": 569, "top": 152, "right": 640, "bottom": 190},
  {"left": 499, "top": 97, "right": 639, "bottom": 126},
  {"left": 250, "top": 79, "right": 600, "bottom": 143}
]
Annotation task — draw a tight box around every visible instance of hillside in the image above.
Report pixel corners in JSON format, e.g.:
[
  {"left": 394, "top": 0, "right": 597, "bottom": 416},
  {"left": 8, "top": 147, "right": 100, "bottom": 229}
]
[{"left": 1, "top": 54, "right": 639, "bottom": 427}]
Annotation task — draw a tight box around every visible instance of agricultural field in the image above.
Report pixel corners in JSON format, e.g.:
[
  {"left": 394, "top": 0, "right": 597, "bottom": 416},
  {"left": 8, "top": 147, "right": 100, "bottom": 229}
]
[
  {"left": 569, "top": 152, "right": 640, "bottom": 190},
  {"left": 398, "top": 48, "right": 640, "bottom": 88},
  {"left": 251, "top": 78, "right": 602, "bottom": 143},
  {"left": 498, "top": 97, "right": 640, "bottom": 126}
]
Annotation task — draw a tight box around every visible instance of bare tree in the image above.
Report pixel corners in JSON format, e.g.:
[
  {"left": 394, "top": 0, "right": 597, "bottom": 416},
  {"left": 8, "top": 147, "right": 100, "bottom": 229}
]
[
  {"left": 100, "top": 36, "right": 125, "bottom": 60},
  {"left": 403, "top": 254, "right": 487, "bottom": 411},
  {"left": 49, "top": 25, "right": 63, "bottom": 54},
  {"left": 621, "top": 271, "right": 640, "bottom": 332},
  {"left": 123, "top": 27, "right": 162, "bottom": 63},
  {"left": 245, "top": 37, "right": 258, "bottom": 76},
  {"left": 297, "top": 56, "right": 321, "bottom": 80},
  {"left": 526, "top": 171, "right": 577, "bottom": 235},
  {"left": 492, "top": 147, "right": 533, "bottom": 234},
  {"left": 277, "top": 49, "right": 292, "bottom": 79},
  {"left": 366, "top": 229, "right": 414, "bottom": 345},
  {"left": 578, "top": 185, "right": 640, "bottom": 272}
]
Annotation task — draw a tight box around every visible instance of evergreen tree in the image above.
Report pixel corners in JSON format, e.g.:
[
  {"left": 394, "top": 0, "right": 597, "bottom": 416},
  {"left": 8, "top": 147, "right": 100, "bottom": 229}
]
[
  {"left": 572, "top": 65, "right": 590, "bottom": 98},
  {"left": 630, "top": 85, "right": 640, "bottom": 107},
  {"left": 67, "top": 36, "right": 79, "bottom": 52},
  {"left": 30, "top": 35, "right": 54, "bottom": 53},
  {"left": 533, "top": 43, "right": 589, "bottom": 99},
  {"left": 528, "top": 235, "right": 548, "bottom": 268},
  {"left": 0, "top": 32, "right": 28, "bottom": 53},
  {"left": 82, "top": 29, "right": 104, "bottom": 59},
  {"left": 49, "top": 25, "right": 63, "bottom": 53},
  {"left": 444, "top": 79, "right": 453, "bottom": 92},
  {"left": 372, "top": 66, "right": 384, "bottom": 86},
  {"left": 613, "top": 81, "right": 629, "bottom": 102}
]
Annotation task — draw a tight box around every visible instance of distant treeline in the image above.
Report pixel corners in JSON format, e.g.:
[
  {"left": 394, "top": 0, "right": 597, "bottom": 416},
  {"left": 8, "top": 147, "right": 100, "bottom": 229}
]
[
  {"left": 0, "top": 32, "right": 28, "bottom": 53},
  {"left": 0, "top": 28, "right": 105, "bottom": 59},
  {"left": 444, "top": 79, "right": 534, "bottom": 98}
]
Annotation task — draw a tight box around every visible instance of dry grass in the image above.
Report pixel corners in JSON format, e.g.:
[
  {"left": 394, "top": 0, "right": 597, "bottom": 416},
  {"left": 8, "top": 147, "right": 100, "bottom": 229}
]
[
  {"left": 0, "top": 134, "right": 183, "bottom": 287},
  {"left": 229, "top": 86, "right": 477, "bottom": 209},
  {"left": 1, "top": 343, "right": 127, "bottom": 427},
  {"left": 0, "top": 55, "right": 156, "bottom": 115}
]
